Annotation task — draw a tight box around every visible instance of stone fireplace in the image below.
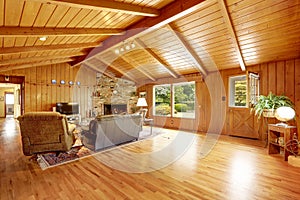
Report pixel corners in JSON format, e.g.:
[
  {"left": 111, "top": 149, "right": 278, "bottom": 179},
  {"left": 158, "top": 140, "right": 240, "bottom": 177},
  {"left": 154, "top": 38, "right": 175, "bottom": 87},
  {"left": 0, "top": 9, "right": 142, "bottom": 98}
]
[{"left": 104, "top": 104, "right": 127, "bottom": 115}]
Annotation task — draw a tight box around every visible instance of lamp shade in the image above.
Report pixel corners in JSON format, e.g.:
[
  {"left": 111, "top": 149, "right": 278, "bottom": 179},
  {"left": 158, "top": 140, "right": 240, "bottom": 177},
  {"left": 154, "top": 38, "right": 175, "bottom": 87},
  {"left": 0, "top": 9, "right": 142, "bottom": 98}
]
[
  {"left": 137, "top": 97, "right": 148, "bottom": 107},
  {"left": 274, "top": 106, "right": 295, "bottom": 122}
]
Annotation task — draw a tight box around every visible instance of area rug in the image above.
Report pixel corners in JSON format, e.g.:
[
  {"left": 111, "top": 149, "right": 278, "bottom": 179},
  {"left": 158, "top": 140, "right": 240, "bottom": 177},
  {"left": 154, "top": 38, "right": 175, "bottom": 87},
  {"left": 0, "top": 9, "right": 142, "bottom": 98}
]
[
  {"left": 36, "top": 126, "right": 157, "bottom": 170},
  {"left": 37, "top": 145, "right": 92, "bottom": 170}
]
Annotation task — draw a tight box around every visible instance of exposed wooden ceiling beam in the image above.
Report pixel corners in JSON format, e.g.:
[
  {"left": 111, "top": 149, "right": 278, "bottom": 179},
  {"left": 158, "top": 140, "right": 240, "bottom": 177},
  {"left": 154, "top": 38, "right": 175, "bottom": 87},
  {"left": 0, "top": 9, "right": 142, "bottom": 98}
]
[
  {"left": 83, "top": 61, "right": 115, "bottom": 79},
  {"left": 135, "top": 38, "right": 180, "bottom": 79},
  {"left": 0, "top": 58, "right": 74, "bottom": 72},
  {"left": 94, "top": 57, "right": 137, "bottom": 83},
  {"left": 119, "top": 56, "right": 156, "bottom": 82},
  {"left": 167, "top": 24, "right": 208, "bottom": 77},
  {"left": 0, "top": 52, "right": 85, "bottom": 66},
  {"left": 27, "top": 0, "right": 159, "bottom": 17},
  {"left": 75, "top": 0, "right": 206, "bottom": 66},
  {"left": 217, "top": 0, "right": 246, "bottom": 71},
  {"left": 0, "top": 27, "right": 125, "bottom": 37},
  {"left": 0, "top": 42, "right": 100, "bottom": 55}
]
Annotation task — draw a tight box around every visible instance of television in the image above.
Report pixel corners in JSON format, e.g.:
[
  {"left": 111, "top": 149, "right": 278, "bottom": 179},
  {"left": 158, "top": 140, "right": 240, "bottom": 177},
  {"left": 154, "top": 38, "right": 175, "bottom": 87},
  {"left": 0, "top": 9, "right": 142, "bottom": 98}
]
[{"left": 56, "top": 102, "right": 79, "bottom": 115}]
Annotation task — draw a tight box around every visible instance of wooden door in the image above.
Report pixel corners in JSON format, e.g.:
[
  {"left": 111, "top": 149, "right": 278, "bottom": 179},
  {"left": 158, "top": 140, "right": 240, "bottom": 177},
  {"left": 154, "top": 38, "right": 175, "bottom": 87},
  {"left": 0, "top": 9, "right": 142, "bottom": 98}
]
[{"left": 228, "top": 107, "right": 260, "bottom": 139}]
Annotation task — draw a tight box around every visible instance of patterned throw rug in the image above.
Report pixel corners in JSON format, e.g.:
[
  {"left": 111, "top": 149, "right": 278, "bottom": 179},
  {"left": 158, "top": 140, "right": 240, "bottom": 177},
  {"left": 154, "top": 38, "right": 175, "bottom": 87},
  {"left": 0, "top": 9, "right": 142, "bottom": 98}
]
[
  {"left": 36, "top": 126, "right": 156, "bottom": 170},
  {"left": 37, "top": 145, "right": 92, "bottom": 170}
]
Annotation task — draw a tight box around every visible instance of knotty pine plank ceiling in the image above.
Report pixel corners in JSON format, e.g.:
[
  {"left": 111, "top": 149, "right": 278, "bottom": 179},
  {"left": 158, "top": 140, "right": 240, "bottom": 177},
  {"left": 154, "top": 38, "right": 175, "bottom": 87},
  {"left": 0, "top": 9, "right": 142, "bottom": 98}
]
[{"left": 0, "top": 0, "right": 299, "bottom": 83}]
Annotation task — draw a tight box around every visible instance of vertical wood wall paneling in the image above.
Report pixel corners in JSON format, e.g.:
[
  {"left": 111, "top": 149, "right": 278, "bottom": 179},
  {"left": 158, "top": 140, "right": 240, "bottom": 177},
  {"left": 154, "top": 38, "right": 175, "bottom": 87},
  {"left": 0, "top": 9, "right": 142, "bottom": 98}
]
[
  {"left": 1, "top": 63, "right": 93, "bottom": 113},
  {"left": 73, "top": 65, "right": 97, "bottom": 118},
  {"left": 36, "top": 66, "right": 42, "bottom": 111},
  {"left": 276, "top": 61, "right": 285, "bottom": 95},
  {"left": 294, "top": 59, "right": 300, "bottom": 138},
  {"left": 24, "top": 68, "right": 31, "bottom": 112},
  {"left": 267, "top": 62, "right": 276, "bottom": 94},
  {"left": 46, "top": 66, "right": 52, "bottom": 110},
  {"left": 51, "top": 65, "right": 59, "bottom": 106},
  {"left": 285, "top": 60, "right": 295, "bottom": 101},
  {"left": 260, "top": 63, "right": 268, "bottom": 95},
  {"left": 30, "top": 67, "right": 37, "bottom": 111},
  {"left": 56, "top": 64, "right": 62, "bottom": 102}
]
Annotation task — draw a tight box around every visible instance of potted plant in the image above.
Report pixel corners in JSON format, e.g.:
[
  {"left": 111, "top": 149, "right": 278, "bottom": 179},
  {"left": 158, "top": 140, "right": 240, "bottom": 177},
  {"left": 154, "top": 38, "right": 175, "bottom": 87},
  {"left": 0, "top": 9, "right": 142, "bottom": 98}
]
[{"left": 253, "top": 92, "right": 294, "bottom": 119}]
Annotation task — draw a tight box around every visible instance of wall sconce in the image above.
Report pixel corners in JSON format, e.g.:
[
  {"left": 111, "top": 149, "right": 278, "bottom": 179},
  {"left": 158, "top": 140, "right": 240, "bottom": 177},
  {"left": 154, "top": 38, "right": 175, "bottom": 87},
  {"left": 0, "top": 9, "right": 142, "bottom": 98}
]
[
  {"left": 69, "top": 81, "right": 74, "bottom": 85},
  {"left": 76, "top": 81, "right": 81, "bottom": 86},
  {"left": 115, "top": 41, "right": 136, "bottom": 54},
  {"left": 51, "top": 79, "right": 57, "bottom": 84},
  {"left": 60, "top": 80, "right": 65, "bottom": 85}
]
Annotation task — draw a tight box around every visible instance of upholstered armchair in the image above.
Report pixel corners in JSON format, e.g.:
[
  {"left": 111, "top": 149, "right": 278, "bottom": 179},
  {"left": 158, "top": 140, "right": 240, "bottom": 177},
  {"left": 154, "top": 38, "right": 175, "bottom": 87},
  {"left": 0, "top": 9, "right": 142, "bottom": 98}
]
[{"left": 17, "top": 112, "right": 75, "bottom": 156}]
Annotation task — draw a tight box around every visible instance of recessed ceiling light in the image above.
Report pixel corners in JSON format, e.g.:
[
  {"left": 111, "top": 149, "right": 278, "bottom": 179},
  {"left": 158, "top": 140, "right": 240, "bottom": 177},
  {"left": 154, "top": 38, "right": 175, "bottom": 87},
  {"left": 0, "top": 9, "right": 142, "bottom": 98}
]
[{"left": 39, "top": 36, "right": 47, "bottom": 41}]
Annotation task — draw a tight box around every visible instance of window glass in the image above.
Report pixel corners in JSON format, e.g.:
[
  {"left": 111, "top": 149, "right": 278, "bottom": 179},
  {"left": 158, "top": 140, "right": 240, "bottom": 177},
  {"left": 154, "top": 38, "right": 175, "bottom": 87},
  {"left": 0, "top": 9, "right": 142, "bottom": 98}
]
[
  {"left": 248, "top": 72, "right": 260, "bottom": 107},
  {"left": 153, "top": 84, "right": 171, "bottom": 116},
  {"left": 229, "top": 75, "right": 247, "bottom": 107},
  {"left": 173, "top": 82, "right": 195, "bottom": 118}
]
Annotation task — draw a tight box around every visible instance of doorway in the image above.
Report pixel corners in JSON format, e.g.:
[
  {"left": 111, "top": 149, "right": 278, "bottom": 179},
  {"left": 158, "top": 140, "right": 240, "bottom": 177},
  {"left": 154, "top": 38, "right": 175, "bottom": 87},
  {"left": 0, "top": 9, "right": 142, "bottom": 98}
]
[
  {"left": 0, "top": 75, "right": 24, "bottom": 118},
  {"left": 5, "top": 92, "right": 14, "bottom": 117},
  {"left": 0, "top": 83, "right": 21, "bottom": 118}
]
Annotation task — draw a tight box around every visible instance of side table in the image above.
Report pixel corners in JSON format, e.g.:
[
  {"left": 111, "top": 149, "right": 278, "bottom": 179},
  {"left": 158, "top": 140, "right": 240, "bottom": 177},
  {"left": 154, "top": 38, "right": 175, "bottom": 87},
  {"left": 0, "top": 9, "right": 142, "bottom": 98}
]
[{"left": 268, "top": 124, "right": 298, "bottom": 161}]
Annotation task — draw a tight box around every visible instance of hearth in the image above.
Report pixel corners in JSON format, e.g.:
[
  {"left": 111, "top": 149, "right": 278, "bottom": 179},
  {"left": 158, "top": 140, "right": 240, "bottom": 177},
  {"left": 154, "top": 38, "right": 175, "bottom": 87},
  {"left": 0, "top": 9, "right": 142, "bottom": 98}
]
[{"left": 104, "top": 104, "right": 127, "bottom": 115}]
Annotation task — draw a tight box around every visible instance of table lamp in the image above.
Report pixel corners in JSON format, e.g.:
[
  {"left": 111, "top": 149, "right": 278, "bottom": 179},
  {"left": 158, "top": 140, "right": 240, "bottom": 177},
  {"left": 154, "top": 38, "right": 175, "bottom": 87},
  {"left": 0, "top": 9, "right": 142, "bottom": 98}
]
[
  {"left": 137, "top": 97, "right": 148, "bottom": 118},
  {"left": 274, "top": 106, "right": 295, "bottom": 127}
]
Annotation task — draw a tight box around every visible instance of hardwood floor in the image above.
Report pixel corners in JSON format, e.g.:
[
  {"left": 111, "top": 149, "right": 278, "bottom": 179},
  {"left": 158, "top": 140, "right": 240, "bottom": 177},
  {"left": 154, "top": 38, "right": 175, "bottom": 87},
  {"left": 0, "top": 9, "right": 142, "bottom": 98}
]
[{"left": 1, "top": 117, "right": 300, "bottom": 200}]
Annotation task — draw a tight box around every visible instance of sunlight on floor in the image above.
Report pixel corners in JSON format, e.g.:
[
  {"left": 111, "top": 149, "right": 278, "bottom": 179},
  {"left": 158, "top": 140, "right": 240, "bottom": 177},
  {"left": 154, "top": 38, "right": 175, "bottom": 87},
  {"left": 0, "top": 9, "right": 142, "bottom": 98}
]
[{"left": 229, "top": 151, "right": 255, "bottom": 199}]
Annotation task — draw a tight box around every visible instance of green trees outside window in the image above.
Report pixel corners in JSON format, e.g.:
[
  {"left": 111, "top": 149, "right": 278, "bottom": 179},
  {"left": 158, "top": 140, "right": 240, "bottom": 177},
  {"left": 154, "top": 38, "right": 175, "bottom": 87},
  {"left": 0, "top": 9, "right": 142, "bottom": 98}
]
[
  {"left": 229, "top": 75, "right": 247, "bottom": 107},
  {"left": 154, "top": 82, "right": 195, "bottom": 118},
  {"left": 154, "top": 84, "right": 171, "bottom": 116}
]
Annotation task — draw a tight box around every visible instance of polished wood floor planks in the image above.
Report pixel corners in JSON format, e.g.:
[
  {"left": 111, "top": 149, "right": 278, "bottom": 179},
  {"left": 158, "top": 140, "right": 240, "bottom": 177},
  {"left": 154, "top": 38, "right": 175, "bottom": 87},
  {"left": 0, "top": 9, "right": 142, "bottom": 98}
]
[{"left": 1, "top": 118, "right": 300, "bottom": 200}]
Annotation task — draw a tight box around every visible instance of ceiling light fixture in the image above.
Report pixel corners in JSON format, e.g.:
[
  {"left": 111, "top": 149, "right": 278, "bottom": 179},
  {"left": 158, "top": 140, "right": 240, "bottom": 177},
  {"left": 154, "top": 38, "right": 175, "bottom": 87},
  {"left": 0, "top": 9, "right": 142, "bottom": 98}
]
[
  {"left": 115, "top": 41, "right": 135, "bottom": 54},
  {"left": 39, "top": 36, "right": 47, "bottom": 41}
]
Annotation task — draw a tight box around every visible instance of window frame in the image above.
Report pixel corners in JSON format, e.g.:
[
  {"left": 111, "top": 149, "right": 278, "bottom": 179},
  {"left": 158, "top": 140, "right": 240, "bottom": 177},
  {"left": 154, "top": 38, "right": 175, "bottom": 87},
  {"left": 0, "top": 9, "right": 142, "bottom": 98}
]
[
  {"left": 228, "top": 72, "right": 260, "bottom": 108},
  {"left": 153, "top": 84, "right": 172, "bottom": 117},
  {"left": 153, "top": 81, "right": 196, "bottom": 119},
  {"left": 229, "top": 75, "right": 247, "bottom": 108},
  {"left": 172, "top": 81, "right": 196, "bottom": 119}
]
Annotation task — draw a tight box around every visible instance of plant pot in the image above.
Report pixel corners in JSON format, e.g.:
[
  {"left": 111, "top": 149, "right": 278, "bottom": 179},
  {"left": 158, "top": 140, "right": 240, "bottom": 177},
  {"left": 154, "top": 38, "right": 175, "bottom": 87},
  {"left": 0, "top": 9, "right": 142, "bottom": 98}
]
[{"left": 263, "top": 109, "right": 275, "bottom": 118}]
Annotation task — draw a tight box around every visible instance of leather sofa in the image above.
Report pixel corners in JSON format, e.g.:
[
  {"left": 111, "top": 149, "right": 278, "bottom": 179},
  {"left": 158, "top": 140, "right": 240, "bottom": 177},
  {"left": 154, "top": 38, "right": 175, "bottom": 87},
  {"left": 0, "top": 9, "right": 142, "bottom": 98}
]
[
  {"left": 17, "top": 112, "right": 75, "bottom": 155},
  {"left": 82, "top": 114, "right": 142, "bottom": 151}
]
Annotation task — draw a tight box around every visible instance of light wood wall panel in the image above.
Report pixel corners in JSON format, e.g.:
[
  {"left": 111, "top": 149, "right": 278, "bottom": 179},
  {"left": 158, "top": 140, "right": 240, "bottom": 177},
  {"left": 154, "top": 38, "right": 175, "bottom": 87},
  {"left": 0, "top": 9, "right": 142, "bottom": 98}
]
[
  {"left": 2, "top": 63, "right": 96, "bottom": 117},
  {"left": 142, "top": 58, "right": 300, "bottom": 140},
  {"left": 222, "top": 58, "right": 300, "bottom": 139},
  {"left": 139, "top": 74, "right": 213, "bottom": 133}
]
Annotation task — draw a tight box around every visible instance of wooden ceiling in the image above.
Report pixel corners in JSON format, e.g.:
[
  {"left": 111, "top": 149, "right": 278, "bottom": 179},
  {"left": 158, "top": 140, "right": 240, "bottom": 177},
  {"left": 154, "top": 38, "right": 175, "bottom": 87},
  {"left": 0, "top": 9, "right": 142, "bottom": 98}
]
[{"left": 0, "top": 0, "right": 299, "bottom": 83}]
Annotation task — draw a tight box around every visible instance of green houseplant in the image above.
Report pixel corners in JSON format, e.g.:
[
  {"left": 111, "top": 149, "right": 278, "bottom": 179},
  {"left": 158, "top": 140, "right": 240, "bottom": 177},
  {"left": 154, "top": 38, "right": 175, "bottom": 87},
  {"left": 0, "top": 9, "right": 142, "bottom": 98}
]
[{"left": 253, "top": 92, "right": 294, "bottom": 119}]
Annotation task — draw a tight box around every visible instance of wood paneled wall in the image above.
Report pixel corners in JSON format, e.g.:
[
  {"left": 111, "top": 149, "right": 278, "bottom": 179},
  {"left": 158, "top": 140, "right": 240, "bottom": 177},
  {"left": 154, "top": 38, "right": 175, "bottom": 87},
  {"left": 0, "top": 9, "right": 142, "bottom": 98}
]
[
  {"left": 1, "top": 64, "right": 96, "bottom": 117},
  {"left": 138, "top": 74, "right": 214, "bottom": 133},
  {"left": 2, "top": 58, "right": 299, "bottom": 139},
  {"left": 142, "top": 58, "right": 300, "bottom": 139}
]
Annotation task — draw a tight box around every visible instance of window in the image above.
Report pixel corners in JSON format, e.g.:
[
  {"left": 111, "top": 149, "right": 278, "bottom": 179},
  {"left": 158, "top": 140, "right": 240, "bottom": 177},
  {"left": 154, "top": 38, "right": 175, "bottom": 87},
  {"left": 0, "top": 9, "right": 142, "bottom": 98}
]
[
  {"left": 153, "top": 82, "right": 196, "bottom": 118},
  {"left": 229, "top": 72, "right": 260, "bottom": 108},
  {"left": 154, "top": 84, "right": 171, "bottom": 116},
  {"left": 173, "top": 82, "right": 195, "bottom": 118},
  {"left": 248, "top": 72, "right": 260, "bottom": 107},
  {"left": 229, "top": 75, "right": 247, "bottom": 107}
]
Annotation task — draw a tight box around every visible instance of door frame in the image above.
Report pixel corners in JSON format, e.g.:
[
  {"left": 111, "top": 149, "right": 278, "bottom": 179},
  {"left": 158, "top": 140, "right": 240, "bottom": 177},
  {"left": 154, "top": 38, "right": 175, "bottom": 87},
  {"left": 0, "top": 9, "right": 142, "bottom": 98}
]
[{"left": 0, "top": 75, "right": 25, "bottom": 116}]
